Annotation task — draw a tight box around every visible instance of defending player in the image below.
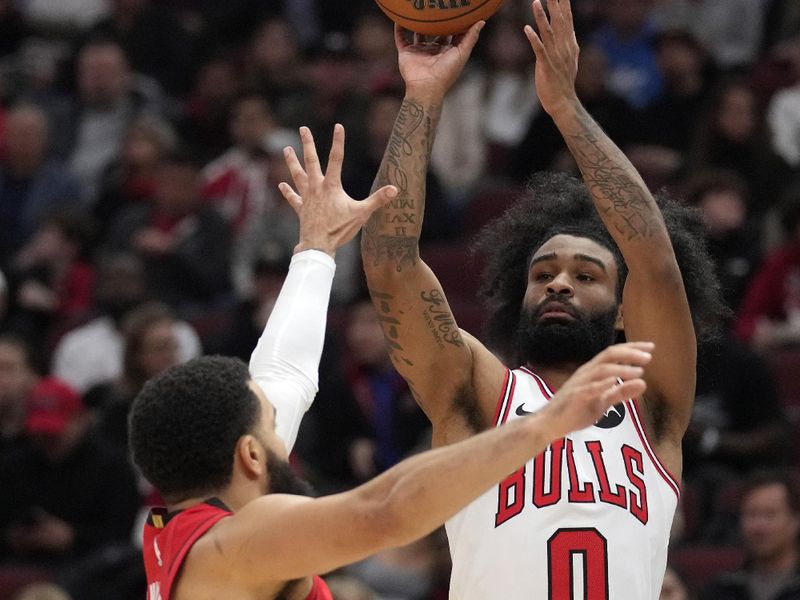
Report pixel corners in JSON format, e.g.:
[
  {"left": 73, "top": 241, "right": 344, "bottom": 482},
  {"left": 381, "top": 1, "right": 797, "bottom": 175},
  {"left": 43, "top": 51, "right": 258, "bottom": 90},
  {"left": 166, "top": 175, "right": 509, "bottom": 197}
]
[
  {"left": 129, "top": 124, "right": 654, "bottom": 600},
  {"left": 361, "top": 1, "right": 726, "bottom": 598}
]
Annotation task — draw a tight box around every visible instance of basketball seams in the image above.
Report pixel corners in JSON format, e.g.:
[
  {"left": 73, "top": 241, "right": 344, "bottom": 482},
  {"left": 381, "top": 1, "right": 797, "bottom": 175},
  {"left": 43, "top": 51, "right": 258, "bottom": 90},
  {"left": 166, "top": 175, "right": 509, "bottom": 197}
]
[{"left": 374, "top": 0, "right": 499, "bottom": 26}]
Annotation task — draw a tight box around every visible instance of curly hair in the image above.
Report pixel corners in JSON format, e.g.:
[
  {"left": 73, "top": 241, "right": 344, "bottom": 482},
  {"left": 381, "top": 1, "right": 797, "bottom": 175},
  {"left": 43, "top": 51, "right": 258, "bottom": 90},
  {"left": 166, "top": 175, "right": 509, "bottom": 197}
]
[
  {"left": 129, "top": 356, "right": 260, "bottom": 501},
  {"left": 473, "top": 172, "right": 728, "bottom": 363}
]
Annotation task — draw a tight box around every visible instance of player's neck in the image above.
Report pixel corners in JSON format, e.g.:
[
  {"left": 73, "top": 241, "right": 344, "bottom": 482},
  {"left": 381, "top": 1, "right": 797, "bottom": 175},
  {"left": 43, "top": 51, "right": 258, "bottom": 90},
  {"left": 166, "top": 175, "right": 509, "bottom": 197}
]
[
  {"left": 169, "top": 486, "right": 257, "bottom": 514},
  {"left": 524, "top": 361, "right": 581, "bottom": 391}
]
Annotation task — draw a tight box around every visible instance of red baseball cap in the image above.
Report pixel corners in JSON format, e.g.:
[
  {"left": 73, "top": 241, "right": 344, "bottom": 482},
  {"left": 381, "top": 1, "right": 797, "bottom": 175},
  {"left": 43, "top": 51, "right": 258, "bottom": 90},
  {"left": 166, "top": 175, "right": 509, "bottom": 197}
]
[{"left": 25, "top": 378, "right": 83, "bottom": 435}]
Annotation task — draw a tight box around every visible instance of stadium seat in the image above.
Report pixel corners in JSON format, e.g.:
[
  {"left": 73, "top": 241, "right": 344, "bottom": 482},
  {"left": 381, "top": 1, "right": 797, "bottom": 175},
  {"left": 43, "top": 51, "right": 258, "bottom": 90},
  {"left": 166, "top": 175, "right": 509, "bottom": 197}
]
[{"left": 670, "top": 545, "right": 744, "bottom": 591}]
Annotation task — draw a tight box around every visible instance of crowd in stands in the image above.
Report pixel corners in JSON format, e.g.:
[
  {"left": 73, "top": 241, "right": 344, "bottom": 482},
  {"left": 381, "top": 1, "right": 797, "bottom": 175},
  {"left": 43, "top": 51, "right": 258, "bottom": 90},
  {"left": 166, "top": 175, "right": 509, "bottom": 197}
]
[{"left": 0, "top": 0, "right": 799, "bottom": 598}]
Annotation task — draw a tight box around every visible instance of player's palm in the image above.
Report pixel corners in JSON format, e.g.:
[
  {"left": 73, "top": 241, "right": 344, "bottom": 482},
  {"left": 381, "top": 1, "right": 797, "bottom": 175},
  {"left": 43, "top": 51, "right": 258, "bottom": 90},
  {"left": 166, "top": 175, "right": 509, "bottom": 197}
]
[
  {"left": 395, "top": 22, "right": 484, "bottom": 98},
  {"left": 279, "top": 125, "right": 397, "bottom": 255}
]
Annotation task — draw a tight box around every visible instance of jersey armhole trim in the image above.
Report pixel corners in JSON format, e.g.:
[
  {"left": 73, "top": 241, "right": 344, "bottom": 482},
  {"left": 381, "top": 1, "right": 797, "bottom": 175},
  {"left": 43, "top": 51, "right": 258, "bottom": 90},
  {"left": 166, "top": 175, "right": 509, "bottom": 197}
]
[
  {"left": 627, "top": 398, "right": 681, "bottom": 500},
  {"left": 493, "top": 369, "right": 516, "bottom": 427}
]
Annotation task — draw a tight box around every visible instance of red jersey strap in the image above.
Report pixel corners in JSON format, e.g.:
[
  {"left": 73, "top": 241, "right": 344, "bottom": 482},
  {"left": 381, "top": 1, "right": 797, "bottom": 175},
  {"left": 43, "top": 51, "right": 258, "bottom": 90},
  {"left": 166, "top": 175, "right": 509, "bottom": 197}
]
[
  {"left": 142, "top": 499, "right": 232, "bottom": 600},
  {"left": 307, "top": 576, "right": 334, "bottom": 600}
]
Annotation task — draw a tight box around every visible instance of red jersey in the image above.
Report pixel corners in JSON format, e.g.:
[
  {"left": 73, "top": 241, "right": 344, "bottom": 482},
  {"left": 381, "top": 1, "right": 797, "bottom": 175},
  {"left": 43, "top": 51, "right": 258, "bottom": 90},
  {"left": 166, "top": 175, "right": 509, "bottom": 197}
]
[{"left": 142, "top": 498, "right": 333, "bottom": 600}]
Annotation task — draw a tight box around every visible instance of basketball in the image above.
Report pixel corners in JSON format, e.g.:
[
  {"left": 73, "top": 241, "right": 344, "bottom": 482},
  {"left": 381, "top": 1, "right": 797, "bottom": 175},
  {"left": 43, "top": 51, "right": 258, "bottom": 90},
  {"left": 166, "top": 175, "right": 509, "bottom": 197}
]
[{"left": 374, "top": 0, "right": 504, "bottom": 36}]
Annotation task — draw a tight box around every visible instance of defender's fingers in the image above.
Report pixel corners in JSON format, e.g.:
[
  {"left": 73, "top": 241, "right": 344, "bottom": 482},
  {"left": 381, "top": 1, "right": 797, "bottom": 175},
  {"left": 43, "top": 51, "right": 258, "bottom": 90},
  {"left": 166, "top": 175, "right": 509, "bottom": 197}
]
[
  {"left": 532, "top": 0, "right": 554, "bottom": 43},
  {"left": 284, "top": 146, "right": 308, "bottom": 192},
  {"left": 546, "top": 0, "right": 566, "bottom": 36},
  {"left": 524, "top": 24, "right": 545, "bottom": 58},
  {"left": 600, "top": 379, "right": 646, "bottom": 405},
  {"left": 361, "top": 185, "right": 399, "bottom": 217},
  {"left": 562, "top": 0, "right": 575, "bottom": 30},
  {"left": 326, "top": 124, "right": 345, "bottom": 185},
  {"left": 277, "top": 182, "right": 303, "bottom": 214},
  {"left": 299, "top": 126, "right": 323, "bottom": 179}
]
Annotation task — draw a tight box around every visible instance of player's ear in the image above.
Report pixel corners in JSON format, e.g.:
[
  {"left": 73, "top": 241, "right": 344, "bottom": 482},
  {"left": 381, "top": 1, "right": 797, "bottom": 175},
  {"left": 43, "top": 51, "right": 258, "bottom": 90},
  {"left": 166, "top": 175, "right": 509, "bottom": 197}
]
[
  {"left": 615, "top": 304, "right": 624, "bottom": 331},
  {"left": 235, "top": 435, "right": 266, "bottom": 479}
]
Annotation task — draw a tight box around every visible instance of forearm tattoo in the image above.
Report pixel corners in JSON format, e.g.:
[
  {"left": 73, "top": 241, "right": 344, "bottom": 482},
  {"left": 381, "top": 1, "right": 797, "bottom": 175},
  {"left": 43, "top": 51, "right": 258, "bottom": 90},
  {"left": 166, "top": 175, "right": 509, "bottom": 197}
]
[{"left": 363, "top": 98, "right": 441, "bottom": 272}]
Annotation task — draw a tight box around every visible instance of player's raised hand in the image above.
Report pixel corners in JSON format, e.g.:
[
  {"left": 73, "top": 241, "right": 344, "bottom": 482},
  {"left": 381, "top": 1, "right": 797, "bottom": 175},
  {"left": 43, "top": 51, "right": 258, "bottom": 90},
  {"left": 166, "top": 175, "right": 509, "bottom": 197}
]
[
  {"left": 543, "top": 342, "right": 654, "bottom": 438},
  {"left": 524, "top": 0, "right": 580, "bottom": 117},
  {"left": 279, "top": 124, "right": 397, "bottom": 257},
  {"left": 395, "top": 20, "right": 484, "bottom": 100}
]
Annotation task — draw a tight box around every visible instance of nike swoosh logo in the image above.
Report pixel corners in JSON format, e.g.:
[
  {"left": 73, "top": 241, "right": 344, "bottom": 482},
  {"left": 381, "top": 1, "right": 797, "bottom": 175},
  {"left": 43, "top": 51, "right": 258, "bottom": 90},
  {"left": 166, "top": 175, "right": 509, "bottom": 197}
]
[{"left": 516, "top": 404, "right": 536, "bottom": 417}]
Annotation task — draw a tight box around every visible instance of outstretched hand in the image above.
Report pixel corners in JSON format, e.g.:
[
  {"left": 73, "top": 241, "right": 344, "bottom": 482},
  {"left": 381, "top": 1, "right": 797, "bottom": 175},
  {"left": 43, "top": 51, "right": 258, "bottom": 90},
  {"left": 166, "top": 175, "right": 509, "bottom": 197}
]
[
  {"left": 279, "top": 124, "right": 397, "bottom": 257},
  {"left": 544, "top": 342, "right": 654, "bottom": 438},
  {"left": 395, "top": 21, "right": 484, "bottom": 100},
  {"left": 524, "top": 0, "right": 580, "bottom": 117}
]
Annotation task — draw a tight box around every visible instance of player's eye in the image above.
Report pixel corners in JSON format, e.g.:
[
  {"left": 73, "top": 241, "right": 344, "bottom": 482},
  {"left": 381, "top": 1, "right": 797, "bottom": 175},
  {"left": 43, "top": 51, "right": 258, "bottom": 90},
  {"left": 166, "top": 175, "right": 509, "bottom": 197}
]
[
  {"left": 577, "top": 273, "right": 594, "bottom": 282},
  {"left": 534, "top": 272, "right": 552, "bottom": 281}
]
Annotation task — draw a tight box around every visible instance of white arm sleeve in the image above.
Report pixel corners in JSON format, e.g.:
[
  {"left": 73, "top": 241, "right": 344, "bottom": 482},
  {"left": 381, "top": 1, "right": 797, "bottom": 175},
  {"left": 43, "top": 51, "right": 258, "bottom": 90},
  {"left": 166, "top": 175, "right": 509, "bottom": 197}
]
[{"left": 249, "top": 249, "right": 335, "bottom": 452}]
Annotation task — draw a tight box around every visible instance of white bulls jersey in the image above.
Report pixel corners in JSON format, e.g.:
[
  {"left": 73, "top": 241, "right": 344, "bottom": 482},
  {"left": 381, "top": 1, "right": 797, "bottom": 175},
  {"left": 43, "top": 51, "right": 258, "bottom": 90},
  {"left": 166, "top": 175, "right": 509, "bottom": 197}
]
[{"left": 445, "top": 368, "right": 679, "bottom": 599}]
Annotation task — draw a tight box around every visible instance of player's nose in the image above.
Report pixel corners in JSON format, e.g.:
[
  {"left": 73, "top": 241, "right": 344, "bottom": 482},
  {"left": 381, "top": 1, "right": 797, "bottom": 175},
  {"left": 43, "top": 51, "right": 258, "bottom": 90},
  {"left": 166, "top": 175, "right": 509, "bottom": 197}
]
[{"left": 546, "top": 273, "right": 574, "bottom": 296}]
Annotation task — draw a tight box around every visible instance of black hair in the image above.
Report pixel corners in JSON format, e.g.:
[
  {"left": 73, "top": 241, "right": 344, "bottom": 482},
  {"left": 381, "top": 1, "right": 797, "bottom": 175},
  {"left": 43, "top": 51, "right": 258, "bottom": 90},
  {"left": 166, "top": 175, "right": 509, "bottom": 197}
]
[
  {"left": 743, "top": 469, "right": 800, "bottom": 515},
  {"left": 777, "top": 182, "right": 800, "bottom": 238},
  {"left": 473, "top": 172, "right": 728, "bottom": 363},
  {"left": 129, "top": 356, "right": 261, "bottom": 502}
]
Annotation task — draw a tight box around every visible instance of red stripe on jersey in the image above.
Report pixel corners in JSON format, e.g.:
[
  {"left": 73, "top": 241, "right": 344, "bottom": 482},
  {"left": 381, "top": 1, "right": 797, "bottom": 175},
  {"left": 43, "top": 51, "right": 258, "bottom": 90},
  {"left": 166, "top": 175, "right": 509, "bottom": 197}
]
[
  {"left": 492, "top": 369, "right": 511, "bottom": 426},
  {"left": 627, "top": 399, "right": 680, "bottom": 499},
  {"left": 500, "top": 373, "right": 517, "bottom": 425},
  {"left": 519, "top": 367, "right": 554, "bottom": 400}
]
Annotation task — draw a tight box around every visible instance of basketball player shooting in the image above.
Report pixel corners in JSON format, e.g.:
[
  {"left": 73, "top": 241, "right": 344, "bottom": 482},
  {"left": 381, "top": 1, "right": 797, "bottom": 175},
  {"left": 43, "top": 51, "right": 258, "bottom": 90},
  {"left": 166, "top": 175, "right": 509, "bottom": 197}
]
[
  {"left": 361, "top": 1, "right": 726, "bottom": 598},
  {"left": 129, "top": 124, "right": 655, "bottom": 600}
]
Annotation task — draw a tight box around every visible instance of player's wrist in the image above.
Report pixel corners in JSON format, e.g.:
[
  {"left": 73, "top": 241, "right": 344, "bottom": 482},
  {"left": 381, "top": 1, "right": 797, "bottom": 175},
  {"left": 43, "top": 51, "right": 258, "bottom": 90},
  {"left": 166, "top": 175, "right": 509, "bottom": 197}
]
[
  {"left": 293, "top": 240, "right": 335, "bottom": 258},
  {"left": 404, "top": 86, "right": 445, "bottom": 106}
]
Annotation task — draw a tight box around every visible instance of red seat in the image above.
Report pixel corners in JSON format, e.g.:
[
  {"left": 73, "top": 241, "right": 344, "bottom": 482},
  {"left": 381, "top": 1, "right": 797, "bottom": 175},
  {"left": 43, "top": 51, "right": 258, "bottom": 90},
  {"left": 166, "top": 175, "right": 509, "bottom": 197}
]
[
  {"left": 464, "top": 185, "right": 523, "bottom": 236},
  {"left": 670, "top": 546, "right": 744, "bottom": 591},
  {"left": 421, "top": 242, "right": 484, "bottom": 300}
]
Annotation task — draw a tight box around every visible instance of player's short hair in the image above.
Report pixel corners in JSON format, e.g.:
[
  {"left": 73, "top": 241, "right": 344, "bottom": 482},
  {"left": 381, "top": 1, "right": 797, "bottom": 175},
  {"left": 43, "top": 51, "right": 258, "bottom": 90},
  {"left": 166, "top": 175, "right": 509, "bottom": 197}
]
[
  {"left": 129, "top": 356, "right": 261, "bottom": 502},
  {"left": 473, "top": 172, "right": 728, "bottom": 362}
]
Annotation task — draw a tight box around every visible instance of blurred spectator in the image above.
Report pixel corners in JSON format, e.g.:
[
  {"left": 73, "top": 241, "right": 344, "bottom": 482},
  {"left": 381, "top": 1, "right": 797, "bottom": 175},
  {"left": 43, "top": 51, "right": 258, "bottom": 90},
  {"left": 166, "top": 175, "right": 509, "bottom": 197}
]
[
  {"left": 736, "top": 185, "right": 800, "bottom": 350},
  {"left": 683, "top": 330, "right": 790, "bottom": 536},
  {"left": 93, "top": 115, "right": 177, "bottom": 234},
  {"left": 105, "top": 149, "right": 231, "bottom": 313},
  {"left": 686, "top": 170, "right": 760, "bottom": 313},
  {"left": 5, "top": 211, "right": 95, "bottom": 347},
  {"left": 177, "top": 57, "right": 239, "bottom": 163},
  {"left": 0, "top": 0, "right": 31, "bottom": 59},
  {"left": 0, "top": 104, "right": 83, "bottom": 269},
  {"left": 634, "top": 30, "right": 716, "bottom": 154},
  {"left": 245, "top": 17, "right": 306, "bottom": 121},
  {"left": 282, "top": 32, "right": 368, "bottom": 159},
  {"left": 433, "top": 17, "right": 538, "bottom": 196},
  {"left": 768, "top": 78, "right": 800, "bottom": 170},
  {"left": 0, "top": 335, "right": 37, "bottom": 453},
  {"left": 202, "top": 93, "right": 288, "bottom": 235},
  {"left": 51, "top": 38, "right": 162, "bottom": 203},
  {"left": 661, "top": 565, "right": 693, "bottom": 600},
  {"left": 299, "top": 294, "right": 429, "bottom": 489},
  {"left": 51, "top": 253, "right": 200, "bottom": 394},
  {"left": 0, "top": 377, "right": 140, "bottom": 567},
  {"left": 0, "top": 269, "right": 8, "bottom": 326},
  {"left": 688, "top": 78, "right": 792, "bottom": 217},
  {"left": 350, "top": 13, "right": 398, "bottom": 95},
  {"left": 343, "top": 535, "right": 440, "bottom": 600},
  {"left": 591, "top": 0, "right": 662, "bottom": 109},
  {"left": 512, "top": 44, "right": 632, "bottom": 181},
  {"left": 651, "top": 0, "right": 767, "bottom": 72},
  {"left": 86, "top": 302, "right": 179, "bottom": 453},
  {"left": 761, "top": 1, "right": 800, "bottom": 56},
  {"left": 212, "top": 245, "right": 289, "bottom": 361},
  {"left": 87, "top": 0, "right": 197, "bottom": 95},
  {"left": 703, "top": 471, "right": 800, "bottom": 600},
  {"left": 20, "top": 0, "right": 109, "bottom": 34},
  {"left": 13, "top": 583, "right": 71, "bottom": 600},
  {"left": 323, "top": 575, "right": 376, "bottom": 600}
]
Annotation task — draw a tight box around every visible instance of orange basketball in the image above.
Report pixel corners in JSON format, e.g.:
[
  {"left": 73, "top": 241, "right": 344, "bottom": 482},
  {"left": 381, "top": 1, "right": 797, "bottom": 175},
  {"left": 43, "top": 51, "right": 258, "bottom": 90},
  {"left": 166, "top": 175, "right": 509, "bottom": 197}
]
[{"left": 375, "top": 0, "right": 504, "bottom": 36}]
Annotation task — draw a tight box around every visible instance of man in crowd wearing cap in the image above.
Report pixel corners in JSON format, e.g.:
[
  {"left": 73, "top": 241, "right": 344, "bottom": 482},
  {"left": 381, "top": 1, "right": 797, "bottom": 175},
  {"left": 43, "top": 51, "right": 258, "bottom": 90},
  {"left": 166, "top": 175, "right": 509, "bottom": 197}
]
[{"left": 0, "top": 374, "right": 139, "bottom": 569}]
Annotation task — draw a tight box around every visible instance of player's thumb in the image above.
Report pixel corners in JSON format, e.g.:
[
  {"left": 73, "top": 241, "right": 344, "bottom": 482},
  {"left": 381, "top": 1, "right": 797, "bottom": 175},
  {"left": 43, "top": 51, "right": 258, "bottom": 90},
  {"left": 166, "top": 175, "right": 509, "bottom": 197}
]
[{"left": 363, "top": 185, "right": 398, "bottom": 217}]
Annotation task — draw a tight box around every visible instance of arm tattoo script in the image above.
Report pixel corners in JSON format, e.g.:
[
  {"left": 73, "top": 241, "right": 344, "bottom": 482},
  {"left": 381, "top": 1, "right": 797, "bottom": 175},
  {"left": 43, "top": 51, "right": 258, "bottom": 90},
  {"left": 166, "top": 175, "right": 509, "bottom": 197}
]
[
  {"left": 566, "top": 106, "right": 660, "bottom": 242},
  {"left": 421, "top": 289, "right": 464, "bottom": 349},
  {"left": 362, "top": 98, "right": 441, "bottom": 272},
  {"left": 369, "top": 288, "right": 420, "bottom": 398}
]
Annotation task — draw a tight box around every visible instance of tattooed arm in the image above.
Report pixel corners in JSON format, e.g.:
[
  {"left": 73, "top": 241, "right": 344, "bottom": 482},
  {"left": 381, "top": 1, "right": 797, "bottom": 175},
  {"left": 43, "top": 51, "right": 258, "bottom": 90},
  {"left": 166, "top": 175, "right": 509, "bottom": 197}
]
[
  {"left": 525, "top": 0, "right": 695, "bottom": 466},
  {"left": 362, "top": 24, "right": 507, "bottom": 445}
]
